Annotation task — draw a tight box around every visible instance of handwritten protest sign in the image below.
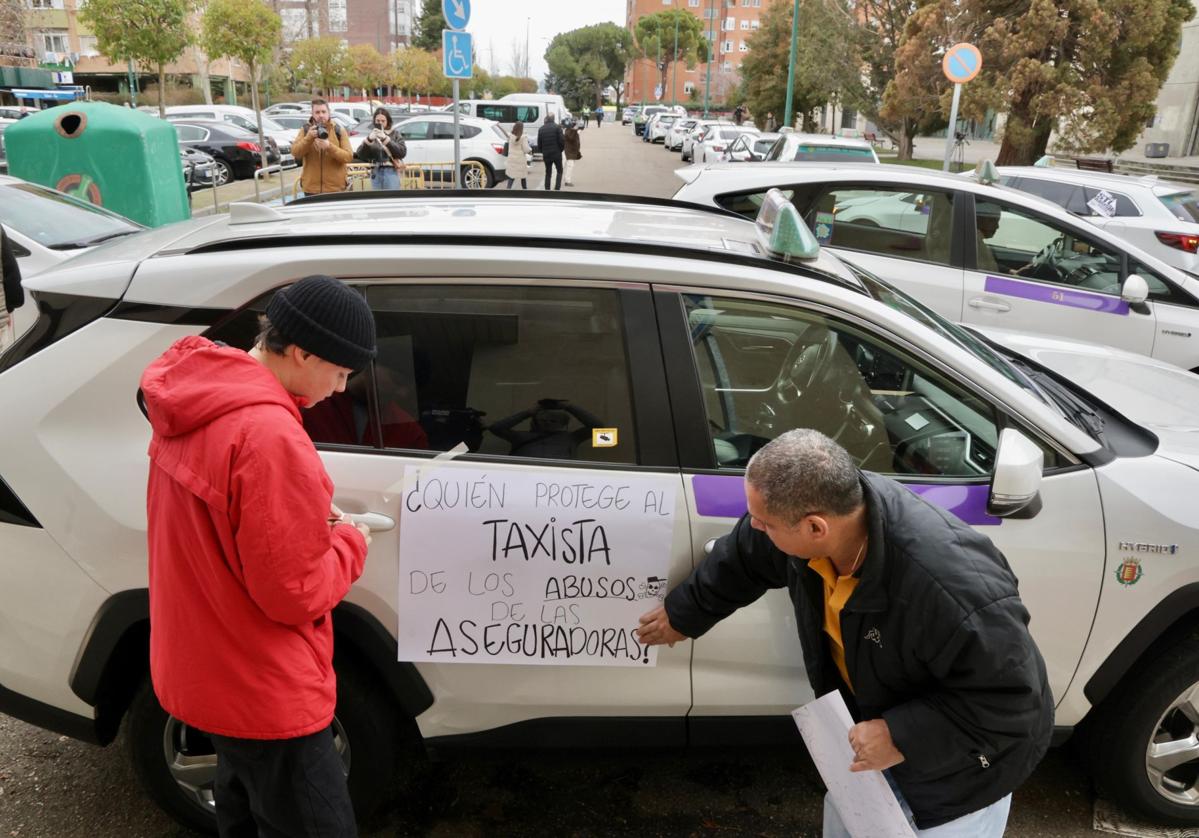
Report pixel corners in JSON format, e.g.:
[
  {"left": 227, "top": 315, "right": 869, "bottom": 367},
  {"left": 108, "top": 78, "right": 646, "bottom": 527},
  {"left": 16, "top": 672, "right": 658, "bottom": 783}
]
[{"left": 397, "top": 465, "right": 677, "bottom": 666}]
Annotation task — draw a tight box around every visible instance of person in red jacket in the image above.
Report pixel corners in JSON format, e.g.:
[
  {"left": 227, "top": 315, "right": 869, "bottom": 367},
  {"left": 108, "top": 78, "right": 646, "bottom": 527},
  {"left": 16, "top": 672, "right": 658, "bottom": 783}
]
[{"left": 140, "top": 274, "right": 376, "bottom": 837}]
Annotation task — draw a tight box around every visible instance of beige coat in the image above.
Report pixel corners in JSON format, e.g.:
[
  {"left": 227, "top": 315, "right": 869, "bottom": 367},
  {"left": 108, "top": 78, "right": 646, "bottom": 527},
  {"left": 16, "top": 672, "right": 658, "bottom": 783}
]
[
  {"left": 292, "top": 121, "right": 354, "bottom": 195},
  {"left": 505, "top": 132, "right": 532, "bottom": 179}
]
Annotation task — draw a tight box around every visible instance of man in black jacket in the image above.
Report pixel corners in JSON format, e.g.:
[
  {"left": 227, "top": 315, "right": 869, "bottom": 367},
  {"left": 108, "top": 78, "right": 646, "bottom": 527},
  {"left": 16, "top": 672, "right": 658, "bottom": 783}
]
[
  {"left": 1, "top": 224, "right": 24, "bottom": 345},
  {"left": 536, "top": 114, "right": 565, "bottom": 191},
  {"left": 637, "top": 429, "right": 1052, "bottom": 835}
]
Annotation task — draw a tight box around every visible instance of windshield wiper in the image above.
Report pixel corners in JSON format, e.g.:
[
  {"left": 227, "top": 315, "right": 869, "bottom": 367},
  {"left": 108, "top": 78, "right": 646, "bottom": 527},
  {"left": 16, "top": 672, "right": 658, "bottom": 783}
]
[
  {"left": 50, "top": 230, "right": 136, "bottom": 250},
  {"left": 1015, "top": 362, "right": 1108, "bottom": 443}
]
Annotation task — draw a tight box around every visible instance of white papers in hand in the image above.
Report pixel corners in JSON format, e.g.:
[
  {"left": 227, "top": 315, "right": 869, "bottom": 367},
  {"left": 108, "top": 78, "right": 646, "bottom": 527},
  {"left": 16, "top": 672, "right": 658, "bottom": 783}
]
[{"left": 791, "top": 691, "right": 917, "bottom": 837}]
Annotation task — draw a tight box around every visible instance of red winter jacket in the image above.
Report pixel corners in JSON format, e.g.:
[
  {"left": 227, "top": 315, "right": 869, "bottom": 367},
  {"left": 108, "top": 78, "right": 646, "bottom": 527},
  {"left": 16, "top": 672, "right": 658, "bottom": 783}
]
[{"left": 141, "top": 336, "right": 368, "bottom": 739}]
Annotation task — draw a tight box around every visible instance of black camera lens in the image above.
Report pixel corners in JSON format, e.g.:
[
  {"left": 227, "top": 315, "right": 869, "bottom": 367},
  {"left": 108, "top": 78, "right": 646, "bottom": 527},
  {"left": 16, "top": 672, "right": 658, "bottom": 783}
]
[{"left": 316, "top": 125, "right": 328, "bottom": 140}]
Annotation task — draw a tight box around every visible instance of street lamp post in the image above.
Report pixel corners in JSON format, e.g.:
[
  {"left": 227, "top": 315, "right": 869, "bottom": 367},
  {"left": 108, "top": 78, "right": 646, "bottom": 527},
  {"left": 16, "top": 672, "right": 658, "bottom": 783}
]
[
  {"left": 671, "top": 5, "right": 679, "bottom": 107},
  {"left": 703, "top": 0, "right": 714, "bottom": 117},
  {"left": 782, "top": 0, "right": 800, "bottom": 130}
]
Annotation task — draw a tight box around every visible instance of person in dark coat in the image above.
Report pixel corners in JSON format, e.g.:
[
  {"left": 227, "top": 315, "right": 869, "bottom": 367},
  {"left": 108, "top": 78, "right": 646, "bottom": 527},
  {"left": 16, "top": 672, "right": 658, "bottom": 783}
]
[
  {"left": 536, "top": 114, "right": 566, "bottom": 191},
  {"left": 581, "top": 109, "right": 590, "bottom": 128},
  {"left": 357, "top": 106, "right": 406, "bottom": 190},
  {"left": 563, "top": 121, "right": 581, "bottom": 187},
  {"left": 637, "top": 429, "right": 1052, "bottom": 837},
  {"left": 0, "top": 224, "right": 24, "bottom": 345}
]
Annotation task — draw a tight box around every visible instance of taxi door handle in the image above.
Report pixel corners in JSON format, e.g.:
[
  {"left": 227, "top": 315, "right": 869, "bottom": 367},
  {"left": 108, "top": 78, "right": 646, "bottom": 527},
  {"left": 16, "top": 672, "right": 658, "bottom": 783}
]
[
  {"left": 968, "top": 297, "right": 1011, "bottom": 313},
  {"left": 704, "top": 538, "right": 718, "bottom": 556},
  {"left": 347, "top": 512, "right": 395, "bottom": 533}
]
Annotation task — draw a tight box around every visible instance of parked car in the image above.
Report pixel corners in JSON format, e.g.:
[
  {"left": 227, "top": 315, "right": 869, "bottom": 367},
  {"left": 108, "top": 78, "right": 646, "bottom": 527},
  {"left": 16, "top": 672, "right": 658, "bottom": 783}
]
[
  {"left": 633, "top": 105, "right": 672, "bottom": 136},
  {"left": 179, "top": 147, "right": 218, "bottom": 191},
  {"left": 622, "top": 105, "right": 640, "bottom": 125},
  {"left": 329, "top": 102, "right": 372, "bottom": 125},
  {"left": 170, "top": 120, "right": 281, "bottom": 184},
  {"left": 263, "top": 102, "right": 311, "bottom": 117},
  {"left": 498, "top": 92, "right": 571, "bottom": 125},
  {"left": 453, "top": 99, "right": 543, "bottom": 144},
  {"left": 646, "top": 113, "right": 678, "bottom": 144},
  {"left": 163, "top": 105, "right": 296, "bottom": 167},
  {"left": 681, "top": 121, "right": 726, "bottom": 163},
  {"left": 990, "top": 166, "right": 1199, "bottom": 279},
  {"left": 5, "top": 190, "right": 1199, "bottom": 832},
  {"left": 664, "top": 118, "right": 697, "bottom": 151},
  {"left": 391, "top": 113, "right": 508, "bottom": 188},
  {"left": 762, "top": 133, "right": 881, "bottom": 164},
  {"left": 693, "top": 125, "right": 760, "bottom": 164},
  {"left": 724, "top": 132, "right": 782, "bottom": 162},
  {"left": 271, "top": 112, "right": 360, "bottom": 146},
  {"left": 675, "top": 163, "right": 1199, "bottom": 371}
]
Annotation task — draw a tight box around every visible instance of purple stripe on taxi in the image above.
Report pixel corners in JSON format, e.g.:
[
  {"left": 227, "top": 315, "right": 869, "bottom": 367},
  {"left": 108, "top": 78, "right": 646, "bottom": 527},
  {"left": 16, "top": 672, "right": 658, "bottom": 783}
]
[
  {"left": 691, "top": 474, "right": 1001, "bottom": 526},
  {"left": 984, "top": 275, "right": 1129, "bottom": 316}
]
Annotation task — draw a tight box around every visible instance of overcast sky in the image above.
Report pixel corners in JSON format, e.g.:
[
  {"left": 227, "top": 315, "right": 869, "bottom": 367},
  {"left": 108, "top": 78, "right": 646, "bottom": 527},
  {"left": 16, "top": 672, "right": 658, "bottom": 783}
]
[{"left": 462, "top": 1, "right": 626, "bottom": 85}]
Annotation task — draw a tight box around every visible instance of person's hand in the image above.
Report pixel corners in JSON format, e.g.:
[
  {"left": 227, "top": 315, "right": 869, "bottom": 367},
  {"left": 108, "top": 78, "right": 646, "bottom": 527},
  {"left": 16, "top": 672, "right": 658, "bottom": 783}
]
[
  {"left": 307, "top": 126, "right": 319, "bottom": 138},
  {"left": 636, "top": 605, "right": 686, "bottom": 648},
  {"left": 353, "top": 520, "right": 372, "bottom": 547},
  {"left": 315, "top": 137, "right": 330, "bottom": 152},
  {"left": 848, "top": 719, "right": 905, "bottom": 772},
  {"left": 328, "top": 503, "right": 346, "bottom": 526}
]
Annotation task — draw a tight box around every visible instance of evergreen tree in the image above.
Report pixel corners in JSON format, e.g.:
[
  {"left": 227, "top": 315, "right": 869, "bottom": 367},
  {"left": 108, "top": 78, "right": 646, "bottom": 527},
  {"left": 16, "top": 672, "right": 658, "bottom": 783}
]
[
  {"left": 633, "top": 9, "right": 709, "bottom": 101},
  {"left": 413, "top": 0, "right": 448, "bottom": 52}
]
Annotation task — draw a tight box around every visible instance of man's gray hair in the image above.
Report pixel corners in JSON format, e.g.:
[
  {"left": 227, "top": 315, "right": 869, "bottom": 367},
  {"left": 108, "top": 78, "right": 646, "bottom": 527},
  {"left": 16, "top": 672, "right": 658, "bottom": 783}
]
[{"left": 746, "top": 429, "right": 863, "bottom": 524}]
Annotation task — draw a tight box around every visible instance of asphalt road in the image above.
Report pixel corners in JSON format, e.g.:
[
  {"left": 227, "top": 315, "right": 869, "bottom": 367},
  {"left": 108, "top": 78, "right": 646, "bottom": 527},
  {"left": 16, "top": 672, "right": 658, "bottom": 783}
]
[{"left": 0, "top": 116, "right": 1151, "bottom": 838}]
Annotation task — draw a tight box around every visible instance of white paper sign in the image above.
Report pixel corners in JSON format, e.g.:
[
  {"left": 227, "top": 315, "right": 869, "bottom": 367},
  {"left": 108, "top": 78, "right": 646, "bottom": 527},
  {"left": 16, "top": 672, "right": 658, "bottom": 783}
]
[
  {"left": 792, "top": 692, "right": 917, "bottom": 837},
  {"left": 1087, "top": 189, "right": 1118, "bottom": 218},
  {"left": 397, "top": 465, "right": 677, "bottom": 666}
]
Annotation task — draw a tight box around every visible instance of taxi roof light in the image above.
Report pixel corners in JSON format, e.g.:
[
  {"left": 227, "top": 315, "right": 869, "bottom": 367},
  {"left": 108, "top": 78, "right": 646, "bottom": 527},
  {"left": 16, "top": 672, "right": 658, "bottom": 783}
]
[
  {"left": 754, "top": 188, "right": 820, "bottom": 262},
  {"left": 975, "top": 160, "right": 1000, "bottom": 185}
]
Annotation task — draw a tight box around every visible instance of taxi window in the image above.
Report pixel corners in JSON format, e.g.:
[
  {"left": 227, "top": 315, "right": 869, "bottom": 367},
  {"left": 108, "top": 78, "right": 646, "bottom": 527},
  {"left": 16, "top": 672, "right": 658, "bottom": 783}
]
[
  {"left": 974, "top": 200, "right": 1124, "bottom": 295},
  {"left": 684, "top": 295, "right": 1002, "bottom": 476},
  {"left": 790, "top": 145, "right": 875, "bottom": 162},
  {"left": 362, "top": 285, "right": 638, "bottom": 465},
  {"left": 804, "top": 186, "right": 956, "bottom": 267}
]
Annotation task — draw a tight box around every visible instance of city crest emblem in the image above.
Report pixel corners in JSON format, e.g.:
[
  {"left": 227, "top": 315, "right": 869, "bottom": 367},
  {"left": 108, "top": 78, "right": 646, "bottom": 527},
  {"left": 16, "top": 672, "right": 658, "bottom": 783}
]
[{"left": 1115, "top": 558, "right": 1143, "bottom": 586}]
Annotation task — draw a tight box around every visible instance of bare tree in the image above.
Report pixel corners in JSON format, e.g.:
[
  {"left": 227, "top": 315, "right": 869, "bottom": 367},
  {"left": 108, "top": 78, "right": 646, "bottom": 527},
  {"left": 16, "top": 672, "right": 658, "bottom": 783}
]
[{"left": 509, "top": 36, "right": 527, "bottom": 78}]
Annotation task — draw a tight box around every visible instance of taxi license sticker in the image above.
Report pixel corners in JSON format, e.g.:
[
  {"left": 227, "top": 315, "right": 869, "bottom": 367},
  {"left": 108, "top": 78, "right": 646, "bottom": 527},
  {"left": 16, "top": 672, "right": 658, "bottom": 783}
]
[
  {"left": 1115, "top": 558, "right": 1143, "bottom": 586},
  {"left": 592, "top": 428, "right": 619, "bottom": 448},
  {"left": 814, "top": 211, "right": 835, "bottom": 245}
]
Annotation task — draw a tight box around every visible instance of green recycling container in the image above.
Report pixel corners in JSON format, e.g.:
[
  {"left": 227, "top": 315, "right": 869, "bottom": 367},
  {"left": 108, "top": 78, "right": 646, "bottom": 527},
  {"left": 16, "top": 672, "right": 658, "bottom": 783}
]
[{"left": 5, "top": 101, "right": 189, "bottom": 228}]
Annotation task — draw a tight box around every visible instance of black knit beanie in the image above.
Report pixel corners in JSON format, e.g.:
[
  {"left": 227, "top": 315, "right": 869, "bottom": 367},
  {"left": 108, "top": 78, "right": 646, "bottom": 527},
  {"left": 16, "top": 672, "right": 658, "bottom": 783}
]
[{"left": 266, "top": 275, "right": 376, "bottom": 370}]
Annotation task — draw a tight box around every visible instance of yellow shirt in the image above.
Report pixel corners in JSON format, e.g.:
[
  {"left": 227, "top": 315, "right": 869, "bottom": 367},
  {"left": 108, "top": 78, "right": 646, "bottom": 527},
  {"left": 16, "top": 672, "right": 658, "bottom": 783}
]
[{"left": 808, "top": 557, "right": 860, "bottom": 691}]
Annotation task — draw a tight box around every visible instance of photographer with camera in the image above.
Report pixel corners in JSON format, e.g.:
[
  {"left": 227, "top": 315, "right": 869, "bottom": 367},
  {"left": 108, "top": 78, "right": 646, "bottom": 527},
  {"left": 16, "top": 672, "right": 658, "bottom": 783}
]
[
  {"left": 358, "top": 107, "right": 407, "bottom": 191},
  {"left": 291, "top": 98, "right": 354, "bottom": 196}
]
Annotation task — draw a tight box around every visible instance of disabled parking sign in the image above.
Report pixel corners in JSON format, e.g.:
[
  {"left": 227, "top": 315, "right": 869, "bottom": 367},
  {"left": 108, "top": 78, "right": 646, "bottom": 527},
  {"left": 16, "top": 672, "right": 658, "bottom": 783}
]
[{"left": 442, "top": 30, "right": 472, "bottom": 79}]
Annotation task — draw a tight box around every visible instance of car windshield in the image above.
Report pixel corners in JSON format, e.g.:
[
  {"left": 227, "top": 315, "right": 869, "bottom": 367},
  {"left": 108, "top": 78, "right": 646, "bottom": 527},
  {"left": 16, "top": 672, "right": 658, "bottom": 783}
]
[
  {"left": 1159, "top": 190, "right": 1199, "bottom": 223},
  {"left": 0, "top": 182, "right": 142, "bottom": 249},
  {"left": 844, "top": 258, "right": 1045, "bottom": 394}
]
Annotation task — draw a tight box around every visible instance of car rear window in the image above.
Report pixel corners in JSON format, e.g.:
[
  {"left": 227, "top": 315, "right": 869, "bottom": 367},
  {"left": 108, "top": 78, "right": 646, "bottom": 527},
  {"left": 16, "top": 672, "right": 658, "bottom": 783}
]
[
  {"left": 791, "top": 145, "right": 875, "bottom": 162},
  {"left": 718, "top": 129, "right": 750, "bottom": 140},
  {"left": 1160, "top": 190, "right": 1199, "bottom": 223}
]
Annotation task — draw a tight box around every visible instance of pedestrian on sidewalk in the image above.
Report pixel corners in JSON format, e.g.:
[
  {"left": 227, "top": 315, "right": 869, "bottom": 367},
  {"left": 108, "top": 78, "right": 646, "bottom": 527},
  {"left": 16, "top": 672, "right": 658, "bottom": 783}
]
[
  {"left": 141, "top": 274, "right": 376, "bottom": 837},
  {"left": 733, "top": 103, "right": 745, "bottom": 126},
  {"left": 537, "top": 114, "right": 565, "bottom": 191},
  {"left": 505, "top": 121, "right": 532, "bottom": 189},
  {"left": 581, "top": 109, "right": 590, "bottom": 129},
  {"left": 564, "top": 119, "right": 582, "bottom": 187},
  {"left": 594, "top": 106, "right": 604, "bottom": 127},
  {"left": 357, "top": 107, "right": 406, "bottom": 191},
  {"left": 765, "top": 111, "right": 779, "bottom": 133},
  {"left": 292, "top": 99, "right": 354, "bottom": 196}
]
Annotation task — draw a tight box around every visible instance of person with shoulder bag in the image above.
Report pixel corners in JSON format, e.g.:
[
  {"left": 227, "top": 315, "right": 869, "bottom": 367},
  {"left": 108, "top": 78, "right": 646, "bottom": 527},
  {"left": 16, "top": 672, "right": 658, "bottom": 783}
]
[
  {"left": 563, "top": 119, "right": 582, "bottom": 187},
  {"left": 358, "top": 107, "right": 407, "bottom": 191},
  {"left": 505, "top": 121, "right": 532, "bottom": 189}
]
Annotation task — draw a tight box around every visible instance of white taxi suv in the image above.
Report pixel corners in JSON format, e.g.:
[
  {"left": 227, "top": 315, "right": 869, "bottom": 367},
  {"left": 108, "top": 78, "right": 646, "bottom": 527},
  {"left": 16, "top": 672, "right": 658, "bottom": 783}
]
[
  {"left": 675, "top": 163, "right": 1199, "bottom": 372},
  {"left": 2, "top": 191, "right": 1199, "bottom": 831}
]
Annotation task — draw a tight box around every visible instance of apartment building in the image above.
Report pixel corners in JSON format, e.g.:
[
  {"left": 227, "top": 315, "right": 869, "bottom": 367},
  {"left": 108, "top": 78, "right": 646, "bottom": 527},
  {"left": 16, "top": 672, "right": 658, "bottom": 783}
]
[
  {"left": 278, "top": 0, "right": 415, "bottom": 52},
  {"left": 625, "top": 0, "right": 771, "bottom": 107},
  {"left": 1137, "top": 1, "right": 1199, "bottom": 157}
]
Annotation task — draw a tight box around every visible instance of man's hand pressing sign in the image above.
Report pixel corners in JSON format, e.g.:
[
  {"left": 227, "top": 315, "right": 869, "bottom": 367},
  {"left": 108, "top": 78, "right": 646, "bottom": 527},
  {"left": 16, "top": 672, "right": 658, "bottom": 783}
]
[
  {"left": 848, "top": 719, "right": 905, "bottom": 772},
  {"left": 636, "top": 605, "right": 686, "bottom": 648}
]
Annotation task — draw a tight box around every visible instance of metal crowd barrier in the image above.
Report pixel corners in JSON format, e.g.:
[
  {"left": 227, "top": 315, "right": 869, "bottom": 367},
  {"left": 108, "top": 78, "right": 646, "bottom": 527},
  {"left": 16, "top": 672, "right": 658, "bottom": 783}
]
[{"left": 291, "top": 160, "right": 490, "bottom": 199}]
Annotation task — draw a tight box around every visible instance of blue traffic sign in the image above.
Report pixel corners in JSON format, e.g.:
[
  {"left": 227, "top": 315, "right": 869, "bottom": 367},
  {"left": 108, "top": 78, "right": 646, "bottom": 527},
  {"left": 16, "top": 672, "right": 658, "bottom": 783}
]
[
  {"left": 442, "top": 0, "right": 470, "bottom": 31},
  {"left": 442, "top": 30, "right": 472, "bottom": 79},
  {"left": 942, "top": 43, "right": 982, "bottom": 84}
]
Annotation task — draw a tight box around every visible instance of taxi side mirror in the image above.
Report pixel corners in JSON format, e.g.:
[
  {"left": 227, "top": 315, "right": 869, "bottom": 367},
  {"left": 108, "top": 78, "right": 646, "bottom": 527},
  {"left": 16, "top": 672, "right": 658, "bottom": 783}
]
[
  {"left": 988, "top": 428, "right": 1043, "bottom": 519},
  {"left": 1121, "top": 273, "right": 1150, "bottom": 306}
]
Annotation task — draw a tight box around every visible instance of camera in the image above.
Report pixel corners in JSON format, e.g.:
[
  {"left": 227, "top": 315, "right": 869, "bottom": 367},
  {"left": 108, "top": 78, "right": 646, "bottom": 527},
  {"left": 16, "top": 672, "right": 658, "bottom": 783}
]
[
  {"left": 316, "top": 124, "right": 329, "bottom": 140},
  {"left": 953, "top": 131, "right": 966, "bottom": 141}
]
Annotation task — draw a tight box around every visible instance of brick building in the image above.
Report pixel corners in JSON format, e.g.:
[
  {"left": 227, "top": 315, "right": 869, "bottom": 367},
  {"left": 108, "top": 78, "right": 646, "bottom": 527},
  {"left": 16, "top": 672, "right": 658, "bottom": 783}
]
[
  {"left": 625, "top": 0, "right": 771, "bottom": 108},
  {"left": 277, "top": 0, "right": 415, "bottom": 53}
]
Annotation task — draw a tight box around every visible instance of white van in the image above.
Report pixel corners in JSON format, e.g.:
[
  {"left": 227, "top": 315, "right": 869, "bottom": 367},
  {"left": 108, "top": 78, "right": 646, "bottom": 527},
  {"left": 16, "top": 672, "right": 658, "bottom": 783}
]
[
  {"left": 499, "top": 92, "right": 571, "bottom": 125},
  {"left": 329, "top": 102, "right": 372, "bottom": 125},
  {"left": 455, "top": 99, "right": 543, "bottom": 134}
]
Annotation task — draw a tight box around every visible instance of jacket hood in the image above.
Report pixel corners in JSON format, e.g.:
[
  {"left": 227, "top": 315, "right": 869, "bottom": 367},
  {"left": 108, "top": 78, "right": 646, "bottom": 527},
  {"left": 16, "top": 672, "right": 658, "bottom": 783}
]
[{"left": 140, "top": 336, "right": 301, "bottom": 438}]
